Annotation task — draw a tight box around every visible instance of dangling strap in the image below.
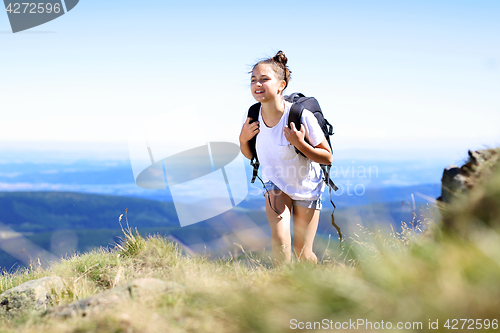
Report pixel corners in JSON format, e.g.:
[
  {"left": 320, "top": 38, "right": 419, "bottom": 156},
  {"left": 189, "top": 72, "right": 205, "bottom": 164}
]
[
  {"left": 329, "top": 186, "right": 342, "bottom": 243},
  {"left": 254, "top": 173, "right": 281, "bottom": 216},
  {"left": 250, "top": 157, "right": 259, "bottom": 184},
  {"left": 331, "top": 212, "right": 342, "bottom": 242},
  {"left": 322, "top": 164, "right": 339, "bottom": 192},
  {"left": 322, "top": 164, "right": 342, "bottom": 243}
]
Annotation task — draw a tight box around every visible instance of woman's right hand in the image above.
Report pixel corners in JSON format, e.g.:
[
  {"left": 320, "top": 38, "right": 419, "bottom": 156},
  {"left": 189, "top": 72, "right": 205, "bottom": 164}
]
[{"left": 239, "top": 117, "right": 259, "bottom": 143}]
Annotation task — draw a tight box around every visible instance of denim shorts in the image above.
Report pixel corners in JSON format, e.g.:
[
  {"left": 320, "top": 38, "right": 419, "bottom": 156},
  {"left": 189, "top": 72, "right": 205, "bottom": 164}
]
[{"left": 263, "top": 181, "right": 322, "bottom": 210}]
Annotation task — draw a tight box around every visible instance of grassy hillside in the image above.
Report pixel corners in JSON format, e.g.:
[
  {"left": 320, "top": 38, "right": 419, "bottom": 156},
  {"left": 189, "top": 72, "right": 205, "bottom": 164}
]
[
  {"left": 0, "top": 149, "right": 499, "bottom": 332},
  {"left": 0, "top": 212, "right": 498, "bottom": 332}
]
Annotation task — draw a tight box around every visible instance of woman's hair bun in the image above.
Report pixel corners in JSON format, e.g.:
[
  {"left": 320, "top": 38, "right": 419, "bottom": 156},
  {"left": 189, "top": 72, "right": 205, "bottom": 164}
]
[{"left": 272, "top": 50, "right": 288, "bottom": 66}]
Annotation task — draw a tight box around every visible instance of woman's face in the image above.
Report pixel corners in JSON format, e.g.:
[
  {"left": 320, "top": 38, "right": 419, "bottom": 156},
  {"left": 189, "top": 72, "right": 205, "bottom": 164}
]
[{"left": 251, "top": 64, "right": 285, "bottom": 103}]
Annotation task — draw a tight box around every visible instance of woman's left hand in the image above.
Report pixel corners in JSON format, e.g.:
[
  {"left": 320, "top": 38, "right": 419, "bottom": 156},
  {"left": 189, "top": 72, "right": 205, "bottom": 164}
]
[{"left": 284, "top": 122, "right": 306, "bottom": 147}]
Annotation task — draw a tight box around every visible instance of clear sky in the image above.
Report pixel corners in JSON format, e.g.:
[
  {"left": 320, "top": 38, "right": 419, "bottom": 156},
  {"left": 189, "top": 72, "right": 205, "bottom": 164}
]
[{"left": 1, "top": 0, "right": 499, "bottom": 163}]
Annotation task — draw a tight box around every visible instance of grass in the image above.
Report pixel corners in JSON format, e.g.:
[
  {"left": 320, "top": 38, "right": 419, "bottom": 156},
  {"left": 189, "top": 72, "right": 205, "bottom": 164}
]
[
  {"left": 0, "top": 216, "right": 498, "bottom": 332},
  {"left": 115, "top": 208, "right": 146, "bottom": 258},
  {"left": 1, "top": 152, "right": 500, "bottom": 332}
]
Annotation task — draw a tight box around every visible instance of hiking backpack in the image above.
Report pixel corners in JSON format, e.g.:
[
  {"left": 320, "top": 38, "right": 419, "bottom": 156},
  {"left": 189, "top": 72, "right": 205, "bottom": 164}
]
[{"left": 246, "top": 93, "right": 342, "bottom": 240}]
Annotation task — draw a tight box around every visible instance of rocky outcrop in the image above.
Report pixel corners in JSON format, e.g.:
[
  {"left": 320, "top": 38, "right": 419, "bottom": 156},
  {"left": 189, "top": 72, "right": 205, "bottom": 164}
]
[
  {"left": 438, "top": 164, "right": 468, "bottom": 203},
  {"left": 438, "top": 148, "right": 500, "bottom": 237},
  {"left": 438, "top": 149, "right": 499, "bottom": 203},
  {"left": 46, "top": 278, "right": 184, "bottom": 318},
  {"left": 1, "top": 276, "right": 184, "bottom": 320},
  {"left": 0, "top": 276, "right": 64, "bottom": 318}
]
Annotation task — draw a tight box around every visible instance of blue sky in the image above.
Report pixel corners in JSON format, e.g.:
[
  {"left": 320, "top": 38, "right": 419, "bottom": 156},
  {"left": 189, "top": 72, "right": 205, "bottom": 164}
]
[{"left": 1, "top": 0, "right": 499, "bottom": 163}]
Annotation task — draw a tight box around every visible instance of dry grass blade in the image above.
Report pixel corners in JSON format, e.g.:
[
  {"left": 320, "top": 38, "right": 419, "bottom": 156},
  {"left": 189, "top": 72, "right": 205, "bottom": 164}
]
[{"left": 115, "top": 208, "right": 146, "bottom": 257}]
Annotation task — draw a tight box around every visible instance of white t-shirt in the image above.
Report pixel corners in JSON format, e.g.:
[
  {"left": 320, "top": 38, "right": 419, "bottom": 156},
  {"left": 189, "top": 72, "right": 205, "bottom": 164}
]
[{"left": 255, "top": 101, "right": 326, "bottom": 200}]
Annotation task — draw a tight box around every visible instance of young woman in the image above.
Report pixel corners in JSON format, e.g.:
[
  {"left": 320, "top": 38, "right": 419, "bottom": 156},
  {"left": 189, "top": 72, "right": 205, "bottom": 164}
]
[{"left": 239, "top": 51, "right": 333, "bottom": 264}]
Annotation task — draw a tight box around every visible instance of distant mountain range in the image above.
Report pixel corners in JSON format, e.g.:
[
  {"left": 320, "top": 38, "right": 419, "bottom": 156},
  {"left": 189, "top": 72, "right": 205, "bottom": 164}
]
[
  {"left": 0, "top": 158, "right": 446, "bottom": 199},
  {"left": 0, "top": 183, "right": 440, "bottom": 232},
  {"left": 0, "top": 191, "right": 178, "bottom": 232}
]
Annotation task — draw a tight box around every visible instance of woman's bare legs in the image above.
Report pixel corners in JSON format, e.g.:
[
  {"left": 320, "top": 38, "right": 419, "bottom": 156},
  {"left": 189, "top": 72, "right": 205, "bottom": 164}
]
[
  {"left": 292, "top": 205, "right": 320, "bottom": 263},
  {"left": 265, "top": 189, "right": 293, "bottom": 265}
]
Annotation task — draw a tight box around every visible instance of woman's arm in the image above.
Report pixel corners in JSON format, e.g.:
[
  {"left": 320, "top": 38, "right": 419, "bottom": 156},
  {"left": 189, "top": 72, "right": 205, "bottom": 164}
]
[
  {"left": 239, "top": 117, "right": 259, "bottom": 160},
  {"left": 284, "top": 122, "right": 333, "bottom": 165}
]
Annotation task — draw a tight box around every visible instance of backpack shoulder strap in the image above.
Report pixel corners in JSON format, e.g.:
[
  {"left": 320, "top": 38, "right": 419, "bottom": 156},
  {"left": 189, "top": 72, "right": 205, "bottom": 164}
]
[
  {"left": 288, "top": 102, "right": 308, "bottom": 157},
  {"left": 288, "top": 102, "right": 304, "bottom": 132},
  {"left": 247, "top": 102, "right": 261, "bottom": 123},
  {"left": 247, "top": 103, "right": 261, "bottom": 183}
]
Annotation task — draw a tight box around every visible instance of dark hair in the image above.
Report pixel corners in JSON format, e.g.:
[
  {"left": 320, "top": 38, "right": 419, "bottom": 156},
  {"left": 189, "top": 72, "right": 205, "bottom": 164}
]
[{"left": 252, "top": 50, "right": 292, "bottom": 92}]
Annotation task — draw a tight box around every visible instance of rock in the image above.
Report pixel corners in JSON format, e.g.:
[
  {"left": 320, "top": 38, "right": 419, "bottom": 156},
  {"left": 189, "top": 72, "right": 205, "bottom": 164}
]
[
  {"left": 438, "top": 147, "right": 500, "bottom": 237},
  {"left": 438, "top": 164, "right": 468, "bottom": 203},
  {"left": 0, "top": 276, "right": 64, "bottom": 318},
  {"left": 46, "top": 278, "right": 184, "bottom": 318},
  {"left": 438, "top": 149, "right": 499, "bottom": 204},
  {"left": 468, "top": 149, "right": 487, "bottom": 165}
]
